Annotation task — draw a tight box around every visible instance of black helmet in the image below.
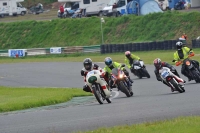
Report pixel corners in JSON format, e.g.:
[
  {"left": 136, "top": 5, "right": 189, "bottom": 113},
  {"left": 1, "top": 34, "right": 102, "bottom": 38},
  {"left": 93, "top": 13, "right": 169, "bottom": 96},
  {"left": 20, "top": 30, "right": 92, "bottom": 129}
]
[
  {"left": 153, "top": 58, "right": 162, "bottom": 69},
  {"left": 83, "top": 58, "right": 92, "bottom": 71},
  {"left": 176, "top": 41, "right": 183, "bottom": 50}
]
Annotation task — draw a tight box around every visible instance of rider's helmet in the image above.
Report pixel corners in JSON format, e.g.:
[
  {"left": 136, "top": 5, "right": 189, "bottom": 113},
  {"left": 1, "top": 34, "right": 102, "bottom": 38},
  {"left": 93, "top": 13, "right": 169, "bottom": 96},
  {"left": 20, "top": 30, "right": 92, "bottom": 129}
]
[
  {"left": 125, "top": 51, "right": 131, "bottom": 58},
  {"left": 176, "top": 41, "right": 183, "bottom": 50},
  {"left": 153, "top": 58, "right": 162, "bottom": 70},
  {"left": 83, "top": 58, "right": 92, "bottom": 71},
  {"left": 105, "top": 57, "right": 113, "bottom": 67}
]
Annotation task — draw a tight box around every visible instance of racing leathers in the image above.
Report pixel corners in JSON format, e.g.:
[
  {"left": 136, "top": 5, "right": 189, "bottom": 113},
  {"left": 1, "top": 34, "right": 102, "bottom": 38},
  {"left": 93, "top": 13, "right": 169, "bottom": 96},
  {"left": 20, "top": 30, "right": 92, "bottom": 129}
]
[
  {"left": 125, "top": 54, "right": 141, "bottom": 74},
  {"left": 104, "top": 62, "right": 132, "bottom": 89},
  {"left": 154, "top": 62, "right": 180, "bottom": 81},
  {"left": 154, "top": 62, "right": 181, "bottom": 90},
  {"left": 173, "top": 47, "right": 199, "bottom": 81},
  {"left": 81, "top": 64, "right": 104, "bottom": 92}
]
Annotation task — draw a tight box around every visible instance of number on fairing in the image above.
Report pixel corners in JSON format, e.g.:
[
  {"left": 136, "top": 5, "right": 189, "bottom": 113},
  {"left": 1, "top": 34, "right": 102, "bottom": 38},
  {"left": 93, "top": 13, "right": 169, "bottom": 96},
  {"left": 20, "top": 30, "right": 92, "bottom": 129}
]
[{"left": 161, "top": 70, "right": 169, "bottom": 78}]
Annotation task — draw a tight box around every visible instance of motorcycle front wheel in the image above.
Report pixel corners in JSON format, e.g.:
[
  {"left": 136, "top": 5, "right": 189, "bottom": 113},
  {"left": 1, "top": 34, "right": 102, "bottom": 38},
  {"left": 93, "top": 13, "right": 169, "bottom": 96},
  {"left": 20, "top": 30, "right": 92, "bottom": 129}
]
[
  {"left": 92, "top": 84, "right": 104, "bottom": 104},
  {"left": 169, "top": 79, "right": 183, "bottom": 93},
  {"left": 118, "top": 81, "right": 131, "bottom": 97},
  {"left": 142, "top": 68, "right": 150, "bottom": 78},
  {"left": 191, "top": 70, "right": 200, "bottom": 83}
]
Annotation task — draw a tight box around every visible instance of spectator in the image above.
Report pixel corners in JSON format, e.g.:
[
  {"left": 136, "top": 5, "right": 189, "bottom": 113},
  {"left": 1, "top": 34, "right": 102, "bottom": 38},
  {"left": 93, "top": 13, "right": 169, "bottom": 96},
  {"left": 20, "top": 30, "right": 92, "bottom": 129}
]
[
  {"left": 181, "top": 33, "right": 187, "bottom": 40},
  {"left": 113, "top": 3, "right": 117, "bottom": 9},
  {"left": 59, "top": 5, "right": 64, "bottom": 16},
  {"left": 184, "top": 1, "right": 189, "bottom": 10}
]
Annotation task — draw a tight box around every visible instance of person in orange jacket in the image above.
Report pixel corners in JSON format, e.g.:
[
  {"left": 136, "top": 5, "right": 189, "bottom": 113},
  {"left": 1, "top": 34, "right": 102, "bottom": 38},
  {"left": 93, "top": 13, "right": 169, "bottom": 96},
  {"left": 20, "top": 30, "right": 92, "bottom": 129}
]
[{"left": 181, "top": 33, "right": 187, "bottom": 40}]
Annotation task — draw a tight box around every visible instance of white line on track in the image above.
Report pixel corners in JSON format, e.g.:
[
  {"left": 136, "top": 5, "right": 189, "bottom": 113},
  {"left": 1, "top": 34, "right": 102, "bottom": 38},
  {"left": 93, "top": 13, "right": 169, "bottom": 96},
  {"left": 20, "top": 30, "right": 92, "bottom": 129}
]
[{"left": 110, "top": 90, "right": 119, "bottom": 99}]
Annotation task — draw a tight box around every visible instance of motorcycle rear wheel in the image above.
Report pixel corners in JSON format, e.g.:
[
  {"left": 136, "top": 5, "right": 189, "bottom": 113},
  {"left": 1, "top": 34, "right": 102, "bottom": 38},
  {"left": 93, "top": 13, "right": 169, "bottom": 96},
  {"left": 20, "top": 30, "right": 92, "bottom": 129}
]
[{"left": 106, "top": 98, "right": 112, "bottom": 103}]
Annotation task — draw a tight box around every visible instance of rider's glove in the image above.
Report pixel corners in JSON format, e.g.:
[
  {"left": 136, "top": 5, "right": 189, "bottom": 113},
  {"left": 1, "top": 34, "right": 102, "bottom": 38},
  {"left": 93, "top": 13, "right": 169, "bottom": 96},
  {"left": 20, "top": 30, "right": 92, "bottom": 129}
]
[{"left": 81, "top": 70, "right": 85, "bottom": 76}]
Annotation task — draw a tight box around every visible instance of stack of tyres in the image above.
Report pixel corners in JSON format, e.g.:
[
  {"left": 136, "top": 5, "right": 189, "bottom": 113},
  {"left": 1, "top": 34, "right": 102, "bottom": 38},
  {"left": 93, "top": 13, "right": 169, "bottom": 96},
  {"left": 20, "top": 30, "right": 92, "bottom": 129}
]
[
  {"left": 128, "top": 43, "right": 132, "bottom": 51},
  {"left": 124, "top": 44, "right": 129, "bottom": 51},
  {"left": 163, "top": 40, "right": 168, "bottom": 50},
  {"left": 101, "top": 45, "right": 105, "bottom": 54},
  {"left": 168, "top": 40, "right": 173, "bottom": 50},
  {"left": 112, "top": 44, "right": 116, "bottom": 53}
]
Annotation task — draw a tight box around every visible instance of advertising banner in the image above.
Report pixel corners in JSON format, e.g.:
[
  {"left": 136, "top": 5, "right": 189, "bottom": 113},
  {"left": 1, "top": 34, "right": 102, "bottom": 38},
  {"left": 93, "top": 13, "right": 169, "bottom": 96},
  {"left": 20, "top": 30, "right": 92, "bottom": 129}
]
[
  {"left": 50, "top": 47, "right": 62, "bottom": 54},
  {"left": 8, "top": 49, "right": 26, "bottom": 57}
]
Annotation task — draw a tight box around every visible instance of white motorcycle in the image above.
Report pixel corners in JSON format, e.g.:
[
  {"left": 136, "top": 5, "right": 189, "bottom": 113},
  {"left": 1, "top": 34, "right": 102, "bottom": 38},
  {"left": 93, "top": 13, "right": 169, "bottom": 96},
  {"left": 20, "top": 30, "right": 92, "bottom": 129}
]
[
  {"left": 132, "top": 60, "right": 150, "bottom": 79},
  {"left": 86, "top": 70, "right": 111, "bottom": 104},
  {"left": 159, "top": 67, "right": 185, "bottom": 93}
]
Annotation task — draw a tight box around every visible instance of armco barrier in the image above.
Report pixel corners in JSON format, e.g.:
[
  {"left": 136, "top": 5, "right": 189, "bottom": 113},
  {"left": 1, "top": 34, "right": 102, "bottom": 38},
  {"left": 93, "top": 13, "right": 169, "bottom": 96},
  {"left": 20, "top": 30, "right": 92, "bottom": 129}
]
[
  {"left": 83, "top": 45, "right": 100, "bottom": 53},
  {"left": 0, "top": 45, "right": 101, "bottom": 57}
]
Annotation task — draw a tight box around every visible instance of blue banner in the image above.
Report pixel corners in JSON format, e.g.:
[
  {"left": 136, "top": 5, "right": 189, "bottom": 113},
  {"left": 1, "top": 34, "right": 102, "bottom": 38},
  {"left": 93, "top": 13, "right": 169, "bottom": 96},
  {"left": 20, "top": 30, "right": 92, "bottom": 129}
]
[{"left": 8, "top": 49, "right": 26, "bottom": 57}]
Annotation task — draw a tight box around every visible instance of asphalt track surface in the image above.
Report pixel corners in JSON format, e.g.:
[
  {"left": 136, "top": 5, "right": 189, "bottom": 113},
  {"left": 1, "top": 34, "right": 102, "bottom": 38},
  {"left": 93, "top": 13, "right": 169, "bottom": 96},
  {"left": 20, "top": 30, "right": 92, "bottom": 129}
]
[{"left": 0, "top": 62, "right": 200, "bottom": 133}]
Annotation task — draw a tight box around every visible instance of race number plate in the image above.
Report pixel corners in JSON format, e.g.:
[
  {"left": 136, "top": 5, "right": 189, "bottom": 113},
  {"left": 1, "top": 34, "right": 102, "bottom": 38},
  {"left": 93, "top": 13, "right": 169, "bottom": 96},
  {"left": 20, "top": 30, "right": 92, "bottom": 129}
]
[{"left": 161, "top": 70, "right": 169, "bottom": 79}]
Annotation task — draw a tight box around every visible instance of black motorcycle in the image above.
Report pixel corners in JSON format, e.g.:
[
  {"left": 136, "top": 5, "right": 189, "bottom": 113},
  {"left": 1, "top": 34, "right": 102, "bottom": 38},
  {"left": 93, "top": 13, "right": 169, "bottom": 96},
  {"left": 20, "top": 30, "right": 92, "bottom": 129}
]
[
  {"left": 173, "top": 58, "right": 200, "bottom": 83},
  {"left": 131, "top": 60, "right": 150, "bottom": 79},
  {"left": 174, "top": 1, "right": 184, "bottom": 10}
]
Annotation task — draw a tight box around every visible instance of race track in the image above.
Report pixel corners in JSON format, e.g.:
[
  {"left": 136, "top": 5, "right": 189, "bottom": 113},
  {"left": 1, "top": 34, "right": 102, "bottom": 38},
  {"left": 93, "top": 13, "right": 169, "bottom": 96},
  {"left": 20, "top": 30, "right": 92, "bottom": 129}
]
[{"left": 0, "top": 62, "right": 200, "bottom": 133}]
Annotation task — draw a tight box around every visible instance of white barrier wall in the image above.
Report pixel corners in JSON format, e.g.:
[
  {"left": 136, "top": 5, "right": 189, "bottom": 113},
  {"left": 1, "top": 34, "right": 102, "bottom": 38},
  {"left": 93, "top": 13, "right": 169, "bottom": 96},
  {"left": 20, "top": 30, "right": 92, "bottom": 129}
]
[{"left": 191, "top": 0, "right": 200, "bottom": 8}]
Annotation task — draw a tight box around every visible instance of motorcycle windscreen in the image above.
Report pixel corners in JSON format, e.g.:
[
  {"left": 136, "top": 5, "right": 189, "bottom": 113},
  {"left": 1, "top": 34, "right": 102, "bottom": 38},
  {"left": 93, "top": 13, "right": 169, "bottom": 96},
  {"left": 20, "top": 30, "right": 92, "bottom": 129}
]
[
  {"left": 140, "top": 1, "right": 163, "bottom": 15},
  {"left": 112, "top": 68, "right": 119, "bottom": 76},
  {"left": 133, "top": 60, "right": 140, "bottom": 66}
]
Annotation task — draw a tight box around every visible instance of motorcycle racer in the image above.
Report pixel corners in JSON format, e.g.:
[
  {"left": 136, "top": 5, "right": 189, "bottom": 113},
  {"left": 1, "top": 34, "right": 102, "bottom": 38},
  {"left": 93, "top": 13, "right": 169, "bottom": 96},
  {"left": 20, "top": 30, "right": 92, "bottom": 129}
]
[
  {"left": 124, "top": 51, "right": 141, "bottom": 75},
  {"left": 104, "top": 57, "right": 133, "bottom": 89},
  {"left": 173, "top": 41, "right": 200, "bottom": 81},
  {"left": 81, "top": 58, "right": 104, "bottom": 93},
  {"left": 153, "top": 58, "right": 184, "bottom": 92}
]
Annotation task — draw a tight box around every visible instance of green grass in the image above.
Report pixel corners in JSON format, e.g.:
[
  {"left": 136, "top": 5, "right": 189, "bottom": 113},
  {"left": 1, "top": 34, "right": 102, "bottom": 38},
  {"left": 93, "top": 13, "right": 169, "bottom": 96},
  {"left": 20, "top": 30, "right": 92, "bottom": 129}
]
[
  {"left": 1, "top": 11, "right": 200, "bottom": 49},
  {"left": 1, "top": 48, "right": 200, "bottom": 65},
  {"left": 0, "top": 86, "right": 91, "bottom": 113},
  {"left": 77, "top": 116, "right": 200, "bottom": 133}
]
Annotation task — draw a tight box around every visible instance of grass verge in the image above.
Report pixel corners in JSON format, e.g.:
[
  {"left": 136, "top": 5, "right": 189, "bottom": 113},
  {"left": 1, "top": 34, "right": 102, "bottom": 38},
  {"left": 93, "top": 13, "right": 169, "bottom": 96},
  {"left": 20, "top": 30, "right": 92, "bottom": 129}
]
[
  {"left": 0, "top": 49, "right": 200, "bottom": 65},
  {"left": 0, "top": 86, "right": 91, "bottom": 113},
  {"left": 77, "top": 116, "right": 200, "bottom": 133}
]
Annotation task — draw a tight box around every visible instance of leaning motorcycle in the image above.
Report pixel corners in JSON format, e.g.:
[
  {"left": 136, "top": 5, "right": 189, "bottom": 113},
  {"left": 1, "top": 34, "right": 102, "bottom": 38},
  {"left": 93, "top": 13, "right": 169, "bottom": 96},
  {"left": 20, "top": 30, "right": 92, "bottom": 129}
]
[
  {"left": 175, "top": 56, "right": 200, "bottom": 83},
  {"left": 86, "top": 70, "right": 112, "bottom": 104},
  {"left": 132, "top": 60, "right": 150, "bottom": 79},
  {"left": 111, "top": 67, "right": 133, "bottom": 97},
  {"left": 159, "top": 67, "right": 185, "bottom": 93}
]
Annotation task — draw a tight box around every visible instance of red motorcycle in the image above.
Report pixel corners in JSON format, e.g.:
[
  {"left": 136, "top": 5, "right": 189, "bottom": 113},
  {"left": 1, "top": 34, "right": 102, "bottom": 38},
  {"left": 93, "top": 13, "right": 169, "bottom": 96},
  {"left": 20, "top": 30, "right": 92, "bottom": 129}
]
[{"left": 111, "top": 65, "right": 133, "bottom": 97}]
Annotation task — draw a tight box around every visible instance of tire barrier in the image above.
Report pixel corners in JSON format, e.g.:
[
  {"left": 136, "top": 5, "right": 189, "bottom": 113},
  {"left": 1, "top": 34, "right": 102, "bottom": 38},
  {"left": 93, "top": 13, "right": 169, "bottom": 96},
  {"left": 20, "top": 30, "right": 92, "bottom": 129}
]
[
  {"left": 168, "top": 40, "right": 173, "bottom": 50},
  {"left": 128, "top": 43, "right": 132, "bottom": 52},
  {"left": 100, "top": 45, "right": 105, "bottom": 54},
  {"left": 119, "top": 44, "right": 124, "bottom": 53},
  {"left": 192, "top": 39, "right": 200, "bottom": 48},
  {"left": 100, "top": 40, "right": 194, "bottom": 54},
  {"left": 163, "top": 40, "right": 168, "bottom": 50}
]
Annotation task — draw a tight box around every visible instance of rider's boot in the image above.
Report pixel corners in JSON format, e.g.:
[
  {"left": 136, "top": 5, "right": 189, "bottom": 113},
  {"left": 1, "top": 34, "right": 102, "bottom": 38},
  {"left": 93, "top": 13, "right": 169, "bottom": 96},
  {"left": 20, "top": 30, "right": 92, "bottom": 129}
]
[{"left": 83, "top": 85, "right": 92, "bottom": 93}]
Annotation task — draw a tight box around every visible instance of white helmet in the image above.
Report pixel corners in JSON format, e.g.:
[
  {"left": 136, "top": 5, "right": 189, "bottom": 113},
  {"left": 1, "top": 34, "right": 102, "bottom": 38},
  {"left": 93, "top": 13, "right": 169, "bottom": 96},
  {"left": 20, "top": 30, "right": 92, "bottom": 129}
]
[
  {"left": 176, "top": 41, "right": 183, "bottom": 46},
  {"left": 176, "top": 41, "right": 183, "bottom": 50}
]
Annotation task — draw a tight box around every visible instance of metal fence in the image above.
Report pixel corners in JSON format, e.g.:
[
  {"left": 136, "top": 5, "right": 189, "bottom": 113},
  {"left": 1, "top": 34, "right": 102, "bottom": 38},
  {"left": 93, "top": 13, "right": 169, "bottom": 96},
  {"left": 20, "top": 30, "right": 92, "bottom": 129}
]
[{"left": 0, "top": 45, "right": 100, "bottom": 57}]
